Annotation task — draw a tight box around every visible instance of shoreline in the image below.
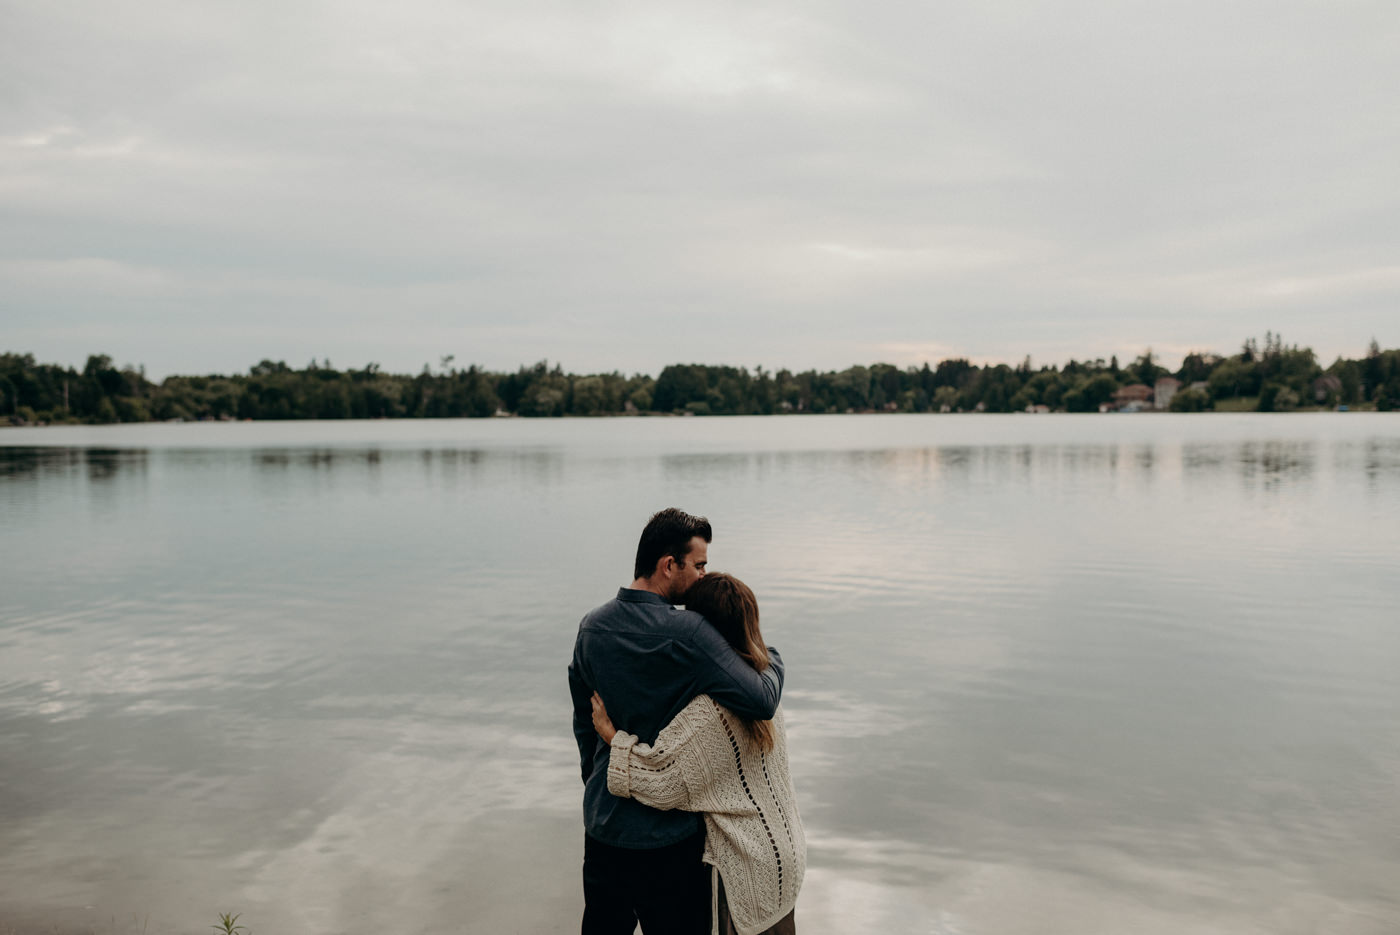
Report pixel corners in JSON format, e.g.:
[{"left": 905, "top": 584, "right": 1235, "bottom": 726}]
[{"left": 0, "top": 402, "right": 1382, "bottom": 430}]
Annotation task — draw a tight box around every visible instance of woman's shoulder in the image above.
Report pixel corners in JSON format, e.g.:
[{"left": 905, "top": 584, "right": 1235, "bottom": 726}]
[
  {"left": 680, "top": 693, "right": 726, "bottom": 724},
  {"left": 656, "top": 694, "right": 734, "bottom": 743},
  {"left": 670, "top": 695, "right": 786, "bottom": 742},
  {"left": 693, "top": 696, "right": 786, "bottom": 720}
]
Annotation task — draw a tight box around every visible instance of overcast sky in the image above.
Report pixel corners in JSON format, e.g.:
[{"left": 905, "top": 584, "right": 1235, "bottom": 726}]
[{"left": 3, "top": 0, "right": 1397, "bottom": 379}]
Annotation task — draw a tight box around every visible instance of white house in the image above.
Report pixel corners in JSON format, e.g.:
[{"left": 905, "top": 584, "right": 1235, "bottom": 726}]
[{"left": 1154, "top": 377, "right": 1182, "bottom": 410}]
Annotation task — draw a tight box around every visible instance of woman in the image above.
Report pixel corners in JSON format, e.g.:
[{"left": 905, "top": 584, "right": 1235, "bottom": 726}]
[{"left": 591, "top": 573, "right": 805, "bottom": 935}]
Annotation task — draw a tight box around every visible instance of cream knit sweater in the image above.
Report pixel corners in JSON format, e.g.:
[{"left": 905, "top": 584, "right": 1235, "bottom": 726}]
[{"left": 607, "top": 696, "right": 805, "bottom": 935}]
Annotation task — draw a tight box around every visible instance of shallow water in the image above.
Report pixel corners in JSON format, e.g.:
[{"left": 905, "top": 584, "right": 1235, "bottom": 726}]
[{"left": 2, "top": 414, "right": 1398, "bottom": 934}]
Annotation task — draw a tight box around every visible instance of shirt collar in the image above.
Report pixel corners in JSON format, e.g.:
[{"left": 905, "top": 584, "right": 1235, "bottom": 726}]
[{"left": 617, "top": 587, "right": 673, "bottom": 605}]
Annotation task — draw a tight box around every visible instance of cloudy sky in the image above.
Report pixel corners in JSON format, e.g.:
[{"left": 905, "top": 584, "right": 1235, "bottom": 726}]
[{"left": 3, "top": 0, "right": 1397, "bottom": 379}]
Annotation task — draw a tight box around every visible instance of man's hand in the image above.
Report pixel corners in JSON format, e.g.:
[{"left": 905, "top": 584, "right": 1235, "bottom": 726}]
[{"left": 591, "top": 692, "right": 618, "bottom": 744}]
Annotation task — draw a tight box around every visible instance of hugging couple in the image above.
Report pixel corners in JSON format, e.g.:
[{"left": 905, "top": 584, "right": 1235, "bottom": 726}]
[{"left": 568, "top": 508, "right": 806, "bottom": 935}]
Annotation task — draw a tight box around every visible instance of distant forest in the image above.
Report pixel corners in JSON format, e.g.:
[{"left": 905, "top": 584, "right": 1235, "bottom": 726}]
[{"left": 3, "top": 334, "right": 1398, "bottom": 425}]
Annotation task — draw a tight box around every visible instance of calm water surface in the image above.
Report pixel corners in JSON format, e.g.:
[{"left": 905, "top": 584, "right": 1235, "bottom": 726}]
[{"left": 2, "top": 414, "right": 1398, "bottom": 934}]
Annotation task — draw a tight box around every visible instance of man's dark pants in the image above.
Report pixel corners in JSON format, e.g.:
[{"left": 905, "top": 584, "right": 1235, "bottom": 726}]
[{"left": 581, "top": 831, "right": 710, "bottom": 935}]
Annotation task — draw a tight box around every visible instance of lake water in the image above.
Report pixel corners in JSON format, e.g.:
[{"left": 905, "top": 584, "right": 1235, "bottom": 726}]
[{"left": 1, "top": 414, "right": 1398, "bottom": 935}]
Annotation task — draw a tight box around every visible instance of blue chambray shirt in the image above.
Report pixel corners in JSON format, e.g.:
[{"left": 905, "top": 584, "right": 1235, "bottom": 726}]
[{"left": 568, "top": 587, "right": 785, "bottom": 848}]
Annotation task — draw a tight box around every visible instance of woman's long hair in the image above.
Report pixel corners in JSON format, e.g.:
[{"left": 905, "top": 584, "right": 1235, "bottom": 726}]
[{"left": 684, "top": 573, "right": 776, "bottom": 752}]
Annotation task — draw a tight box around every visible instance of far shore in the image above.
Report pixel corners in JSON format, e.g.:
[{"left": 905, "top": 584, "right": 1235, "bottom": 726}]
[{"left": 0, "top": 401, "right": 1383, "bottom": 430}]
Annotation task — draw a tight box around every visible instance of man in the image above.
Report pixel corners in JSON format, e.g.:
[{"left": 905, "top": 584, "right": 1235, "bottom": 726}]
[{"left": 568, "top": 508, "right": 784, "bottom": 934}]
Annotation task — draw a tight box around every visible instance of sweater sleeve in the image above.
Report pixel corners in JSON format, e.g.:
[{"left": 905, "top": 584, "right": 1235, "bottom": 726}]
[{"left": 606, "top": 697, "right": 723, "bottom": 813}]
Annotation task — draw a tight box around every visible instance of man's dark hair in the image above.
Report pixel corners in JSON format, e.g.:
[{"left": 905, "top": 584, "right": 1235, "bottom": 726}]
[{"left": 633, "top": 508, "right": 712, "bottom": 580}]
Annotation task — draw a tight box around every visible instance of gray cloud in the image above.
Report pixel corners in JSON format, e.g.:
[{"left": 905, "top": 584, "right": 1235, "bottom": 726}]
[{"left": 3, "top": 0, "right": 1396, "bottom": 378}]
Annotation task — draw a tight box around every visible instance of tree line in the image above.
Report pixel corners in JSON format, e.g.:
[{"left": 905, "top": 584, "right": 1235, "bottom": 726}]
[{"left": 2, "top": 335, "right": 1398, "bottom": 425}]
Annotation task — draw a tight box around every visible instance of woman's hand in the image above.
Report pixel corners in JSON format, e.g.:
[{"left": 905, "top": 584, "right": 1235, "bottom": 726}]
[{"left": 591, "top": 692, "right": 617, "bottom": 744}]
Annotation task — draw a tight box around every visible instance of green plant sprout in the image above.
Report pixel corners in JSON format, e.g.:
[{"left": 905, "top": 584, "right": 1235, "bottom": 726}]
[{"left": 212, "top": 912, "right": 247, "bottom": 935}]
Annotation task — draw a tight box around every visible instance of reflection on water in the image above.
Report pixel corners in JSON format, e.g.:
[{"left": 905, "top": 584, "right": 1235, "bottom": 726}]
[{"left": 2, "top": 415, "right": 1399, "bottom": 935}]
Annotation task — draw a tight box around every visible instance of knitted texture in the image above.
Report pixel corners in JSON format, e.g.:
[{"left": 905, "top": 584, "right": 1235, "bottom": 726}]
[{"left": 608, "top": 697, "right": 805, "bottom": 935}]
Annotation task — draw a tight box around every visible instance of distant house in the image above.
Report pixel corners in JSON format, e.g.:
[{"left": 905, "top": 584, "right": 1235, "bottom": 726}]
[
  {"left": 1024, "top": 404, "right": 1051, "bottom": 414},
  {"left": 1188, "top": 381, "right": 1210, "bottom": 395},
  {"left": 1154, "top": 377, "right": 1182, "bottom": 410},
  {"left": 1312, "top": 374, "right": 1342, "bottom": 402},
  {"left": 1113, "top": 384, "right": 1153, "bottom": 411}
]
